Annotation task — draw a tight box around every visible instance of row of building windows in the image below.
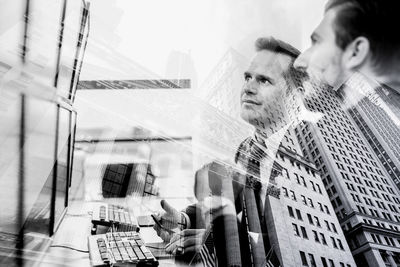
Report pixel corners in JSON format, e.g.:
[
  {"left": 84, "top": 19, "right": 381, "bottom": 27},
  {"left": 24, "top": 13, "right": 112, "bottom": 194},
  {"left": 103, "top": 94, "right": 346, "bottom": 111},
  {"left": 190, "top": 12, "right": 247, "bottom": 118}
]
[
  {"left": 292, "top": 222, "right": 344, "bottom": 250},
  {"left": 288, "top": 205, "right": 338, "bottom": 234},
  {"left": 299, "top": 250, "right": 351, "bottom": 267},
  {"left": 281, "top": 187, "right": 327, "bottom": 211},
  {"left": 355, "top": 204, "right": 400, "bottom": 223},
  {"left": 278, "top": 153, "right": 316, "bottom": 178},
  {"left": 370, "top": 233, "right": 398, "bottom": 247},
  {"left": 362, "top": 218, "right": 400, "bottom": 232}
]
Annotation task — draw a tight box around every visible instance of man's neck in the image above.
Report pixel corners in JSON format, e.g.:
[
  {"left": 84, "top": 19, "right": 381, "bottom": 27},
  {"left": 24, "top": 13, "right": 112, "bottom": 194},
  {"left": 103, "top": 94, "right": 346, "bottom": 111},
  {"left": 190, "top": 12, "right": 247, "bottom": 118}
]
[{"left": 254, "top": 128, "right": 269, "bottom": 144}]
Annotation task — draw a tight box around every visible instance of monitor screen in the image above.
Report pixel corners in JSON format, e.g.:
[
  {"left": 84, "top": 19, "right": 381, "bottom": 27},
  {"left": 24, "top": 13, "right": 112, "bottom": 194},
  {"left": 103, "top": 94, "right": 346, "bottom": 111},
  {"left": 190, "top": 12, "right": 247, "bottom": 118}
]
[
  {"left": 23, "top": 97, "right": 58, "bottom": 236},
  {"left": 52, "top": 106, "right": 71, "bottom": 234}
]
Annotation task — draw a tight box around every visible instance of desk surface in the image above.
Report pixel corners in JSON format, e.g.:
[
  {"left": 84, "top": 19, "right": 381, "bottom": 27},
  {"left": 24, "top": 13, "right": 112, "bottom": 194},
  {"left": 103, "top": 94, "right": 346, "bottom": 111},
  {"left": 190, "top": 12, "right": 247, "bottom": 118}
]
[{"left": 38, "top": 200, "right": 189, "bottom": 267}]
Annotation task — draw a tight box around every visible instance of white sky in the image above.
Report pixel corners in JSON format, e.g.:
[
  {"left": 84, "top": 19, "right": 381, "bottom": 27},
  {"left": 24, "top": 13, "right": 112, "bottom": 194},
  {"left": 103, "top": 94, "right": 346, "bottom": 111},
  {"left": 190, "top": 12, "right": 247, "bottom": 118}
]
[
  {"left": 77, "top": 0, "right": 327, "bottom": 136},
  {"left": 80, "top": 0, "right": 326, "bottom": 83}
]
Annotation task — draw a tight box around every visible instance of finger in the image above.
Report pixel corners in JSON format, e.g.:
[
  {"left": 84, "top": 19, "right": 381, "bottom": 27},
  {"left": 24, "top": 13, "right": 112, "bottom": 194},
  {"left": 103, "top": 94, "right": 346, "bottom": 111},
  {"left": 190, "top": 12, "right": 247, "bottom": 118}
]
[
  {"left": 160, "top": 231, "right": 171, "bottom": 243},
  {"left": 165, "top": 242, "right": 175, "bottom": 253},
  {"left": 169, "top": 232, "right": 181, "bottom": 244},
  {"left": 179, "top": 243, "right": 202, "bottom": 253},
  {"left": 165, "top": 237, "right": 180, "bottom": 253},
  {"left": 161, "top": 200, "right": 179, "bottom": 216},
  {"left": 160, "top": 215, "right": 176, "bottom": 225},
  {"left": 152, "top": 212, "right": 161, "bottom": 221},
  {"left": 182, "top": 229, "right": 204, "bottom": 237}
]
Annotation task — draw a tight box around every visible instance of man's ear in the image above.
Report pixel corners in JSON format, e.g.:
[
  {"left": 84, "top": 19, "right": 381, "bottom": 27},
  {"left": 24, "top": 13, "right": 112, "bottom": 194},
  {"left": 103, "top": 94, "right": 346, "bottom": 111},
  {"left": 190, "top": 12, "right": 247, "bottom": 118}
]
[{"left": 343, "top": 36, "right": 370, "bottom": 70}]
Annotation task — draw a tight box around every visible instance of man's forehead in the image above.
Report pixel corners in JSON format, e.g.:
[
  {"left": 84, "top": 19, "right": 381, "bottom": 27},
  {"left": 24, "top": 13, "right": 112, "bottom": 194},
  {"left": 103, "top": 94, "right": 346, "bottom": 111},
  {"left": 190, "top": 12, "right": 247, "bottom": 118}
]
[
  {"left": 314, "top": 8, "right": 338, "bottom": 40},
  {"left": 248, "top": 50, "right": 292, "bottom": 74}
]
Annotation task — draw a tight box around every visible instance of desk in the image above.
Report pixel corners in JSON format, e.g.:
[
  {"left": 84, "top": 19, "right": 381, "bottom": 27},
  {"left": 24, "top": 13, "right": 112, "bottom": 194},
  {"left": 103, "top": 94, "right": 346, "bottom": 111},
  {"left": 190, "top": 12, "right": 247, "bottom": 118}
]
[{"left": 38, "top": 200, "right": 189, "bottom": 267}]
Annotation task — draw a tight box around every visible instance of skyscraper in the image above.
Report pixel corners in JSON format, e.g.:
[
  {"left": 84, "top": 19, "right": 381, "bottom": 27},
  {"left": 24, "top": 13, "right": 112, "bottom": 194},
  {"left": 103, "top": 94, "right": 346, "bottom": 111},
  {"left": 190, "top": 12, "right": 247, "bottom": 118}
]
[
  {"left": 295, "top": 80, "right": 400, "bottom": 267},
  {"left": 337, "top": 74, "right": 400, "bottom": 191},
  {"left": 199, "top": 48, "right": 248, "bottom": 120},
  {"left": 267, "top": 132, "right": 356, "bottom": 267}
]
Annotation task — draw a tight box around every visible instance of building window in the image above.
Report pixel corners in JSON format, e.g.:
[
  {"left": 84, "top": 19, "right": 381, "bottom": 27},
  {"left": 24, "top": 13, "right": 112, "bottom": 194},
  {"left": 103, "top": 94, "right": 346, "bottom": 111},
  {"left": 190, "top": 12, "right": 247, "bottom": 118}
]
[
  {"left": 321, "top": 257, "right": 328, "bottom": 267},
  {"left": 300, "top": 226, "right": 308, "bottom": 239},
  {"left": 329, "top": 259, "right": 335, "bottom": 267},
  {"left": 331, "top": 223, "right": 337, "bottom": 233},
  {"left": 293, "top": 223, "right": 300, "bottom": 236},
  {"left": 283, "top": 187, "right": 289, "bottom": 197},
  {"left": 308, "top": 198, "right": 315, "bottom": 208},
  {"left": 288, "top": 206, "right": 294, "bottom": 218},
  {"left": 331, "top": 237, "right": 338, "bottom": 248},
  {"left": 318, "top": 202, "right": 324, "bottom": 212},
  {"left": 302, "top": 195, "right": 307, "bottom": 205},
  {"left": 308, "top": 254, "right": 317, "bottom": 267},
  {"left": 325, "top": 205, "right": 330, "bottom": 214},
  {"left": 296, "top": 209, "right": 303, "bottom": 220},
  {"left": 337, "top": 239, "right": 344, "bottom": 250},
  {"left": 317, "top": 184, "right": 322, "bottom": 194},
  {"left": 320, "top": 233, "right": 327, "bottom": 245},
  {"left": 314, "top": 216, "right": 321, "bottom": 227},
  {"left": 325, "top": 220, "right": 331, "bottom": 231},
  {"left": 299, "top": 251, "right": 308, "bottom": 266},
  {"left": 295, "top": 173, "right": 301, "bottom": 184},
  {"left": 301, "top": 176, "right": 307, "bottom": 187},
  {"left": 313, "top": 230, "right": 319, "bottom": 243},
  {"left": 290, "top": 190, "right": 297, "bottom": 201},
  {"left": 307, "top": 214, "right": 313, "bottom": 225}
]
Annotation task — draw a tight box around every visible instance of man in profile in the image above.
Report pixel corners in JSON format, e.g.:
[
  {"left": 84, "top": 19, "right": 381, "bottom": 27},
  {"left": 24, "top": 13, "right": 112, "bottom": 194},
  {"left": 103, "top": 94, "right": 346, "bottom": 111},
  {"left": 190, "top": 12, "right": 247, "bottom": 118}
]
[
  {"left": 154, "top": 37, "right": 306, "bottom": 267},
  {"left": 294, "top": 0, "right": 400, "bottom": 97}
]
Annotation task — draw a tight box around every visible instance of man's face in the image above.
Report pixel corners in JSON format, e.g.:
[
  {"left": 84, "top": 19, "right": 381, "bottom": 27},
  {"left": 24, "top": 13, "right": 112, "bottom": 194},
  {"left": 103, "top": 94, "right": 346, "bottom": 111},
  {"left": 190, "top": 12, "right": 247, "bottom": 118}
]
[
  {"left": 294, "top": 8, "right": 350, "bottom": 89},
  {"left": 240, "top": 49, "right": 292, "bottom": 133}
]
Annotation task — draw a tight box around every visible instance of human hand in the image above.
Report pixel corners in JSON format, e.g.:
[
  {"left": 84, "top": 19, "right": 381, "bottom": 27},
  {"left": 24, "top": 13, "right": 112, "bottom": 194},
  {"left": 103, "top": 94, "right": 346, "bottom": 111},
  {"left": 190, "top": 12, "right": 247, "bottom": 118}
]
[
  {"left": 153, "top": 200, "right": 186, "bottom": 242},
  {"left": 165, "top": 229, "right": 207, "bottom": 255}
]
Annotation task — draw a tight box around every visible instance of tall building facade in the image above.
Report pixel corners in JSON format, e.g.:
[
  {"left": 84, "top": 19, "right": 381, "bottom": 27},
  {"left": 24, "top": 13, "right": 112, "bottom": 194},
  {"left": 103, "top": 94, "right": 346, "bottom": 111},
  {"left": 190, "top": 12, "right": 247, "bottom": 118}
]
[
  {"left": 295, "top": 82, "right": 400, "bottom": 267},
  {"left": 199, "top": 48, "right": 248, "bottom": 120},
  {"left": 336, "top": 75, "right": 400, "bottom": 190},
  {"left": 267, "top": 138, "right": 356, "bottom": 267}
]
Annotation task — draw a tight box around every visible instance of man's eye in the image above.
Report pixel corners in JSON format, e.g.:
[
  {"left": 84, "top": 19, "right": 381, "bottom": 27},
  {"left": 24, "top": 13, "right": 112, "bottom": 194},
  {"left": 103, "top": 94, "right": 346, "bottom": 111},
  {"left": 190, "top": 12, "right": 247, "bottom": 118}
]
[
  {"left": 311, "top": 37, "right": 318, "bottom": 46},
  {"left": 259, "top": 78, "right": 269, "bottom": 84},
  {"left": 244, "top": 74, "right": 251, "bottom": 81}
]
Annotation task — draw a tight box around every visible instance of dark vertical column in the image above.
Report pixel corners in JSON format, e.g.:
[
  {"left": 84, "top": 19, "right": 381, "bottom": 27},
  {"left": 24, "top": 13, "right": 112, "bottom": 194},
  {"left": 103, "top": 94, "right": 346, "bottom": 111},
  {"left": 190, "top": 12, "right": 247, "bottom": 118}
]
[
  {"left": 49, "top": 105, "right": 60, "bottom": 236},
  {"left": 16, "top": 94, "right": 26, "bottom": 267},
  {"left": 54, "top": 0, "right": 67, "bottom": 88},
  {"left": 69, "top": 112, "right": 77, "bottom": 188},
  {"left": 70, "top": 1, "right": 89, "bottom": 101},
  {"left": 21, "top": 0, "right": 30, "bottom": 63},
  {"left": 65, "top": 110, "right": 72, "bottom": 207}
]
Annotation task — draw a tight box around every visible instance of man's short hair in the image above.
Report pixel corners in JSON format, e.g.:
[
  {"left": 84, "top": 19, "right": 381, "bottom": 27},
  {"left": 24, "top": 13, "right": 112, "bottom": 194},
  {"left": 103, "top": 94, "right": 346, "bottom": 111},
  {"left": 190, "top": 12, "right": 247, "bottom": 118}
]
[
  {"left": 255, "top": 37, "right": 306, "bottom": 92},
  {"left": 325, "top": 0, "right": 400, "bottom": 75}
]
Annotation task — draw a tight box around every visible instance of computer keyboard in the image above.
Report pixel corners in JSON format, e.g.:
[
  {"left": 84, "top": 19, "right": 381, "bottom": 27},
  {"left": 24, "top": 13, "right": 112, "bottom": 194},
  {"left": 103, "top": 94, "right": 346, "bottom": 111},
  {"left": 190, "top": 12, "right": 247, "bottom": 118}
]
[
  {"left": 91, "top": 203, "right": 139, "bottom": 232},
  {"left": 88, "top": 231, "right": 159, "bottom": 267}
]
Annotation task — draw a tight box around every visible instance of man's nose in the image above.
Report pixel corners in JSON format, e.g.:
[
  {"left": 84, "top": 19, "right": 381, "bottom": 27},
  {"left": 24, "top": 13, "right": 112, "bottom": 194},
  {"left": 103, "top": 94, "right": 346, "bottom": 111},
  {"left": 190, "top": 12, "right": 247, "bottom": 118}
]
[
  {"left": 243, "top": 79, "right": 258, "bottom": 94},
  {"left": 294, "top": 52, "right": 309, "bottom": 71}
]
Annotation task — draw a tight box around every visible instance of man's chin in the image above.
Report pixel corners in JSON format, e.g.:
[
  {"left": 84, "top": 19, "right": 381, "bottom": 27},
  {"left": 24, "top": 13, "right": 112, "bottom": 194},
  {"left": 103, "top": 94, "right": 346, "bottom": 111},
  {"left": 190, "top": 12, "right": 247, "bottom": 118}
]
[{"left": 240, "top": 112, "right": 255, "bottom": 124}]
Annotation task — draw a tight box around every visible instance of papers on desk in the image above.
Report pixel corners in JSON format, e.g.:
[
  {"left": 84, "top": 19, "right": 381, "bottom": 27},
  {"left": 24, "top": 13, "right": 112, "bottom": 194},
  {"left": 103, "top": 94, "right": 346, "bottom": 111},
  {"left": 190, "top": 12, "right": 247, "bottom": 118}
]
[{"left": 51, "top": 215, "right": 92, "bottom": 252}]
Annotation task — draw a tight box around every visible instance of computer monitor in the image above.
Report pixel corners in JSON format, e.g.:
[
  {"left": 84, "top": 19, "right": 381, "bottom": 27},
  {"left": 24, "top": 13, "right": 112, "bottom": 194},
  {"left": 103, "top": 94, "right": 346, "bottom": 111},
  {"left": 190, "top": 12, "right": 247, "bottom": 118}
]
[
  {"left": 0, "top": 96, "right": 75, "bottom": 266},
  {"left": 50, "top": 105, "right": 72, "bottom": 235}
]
